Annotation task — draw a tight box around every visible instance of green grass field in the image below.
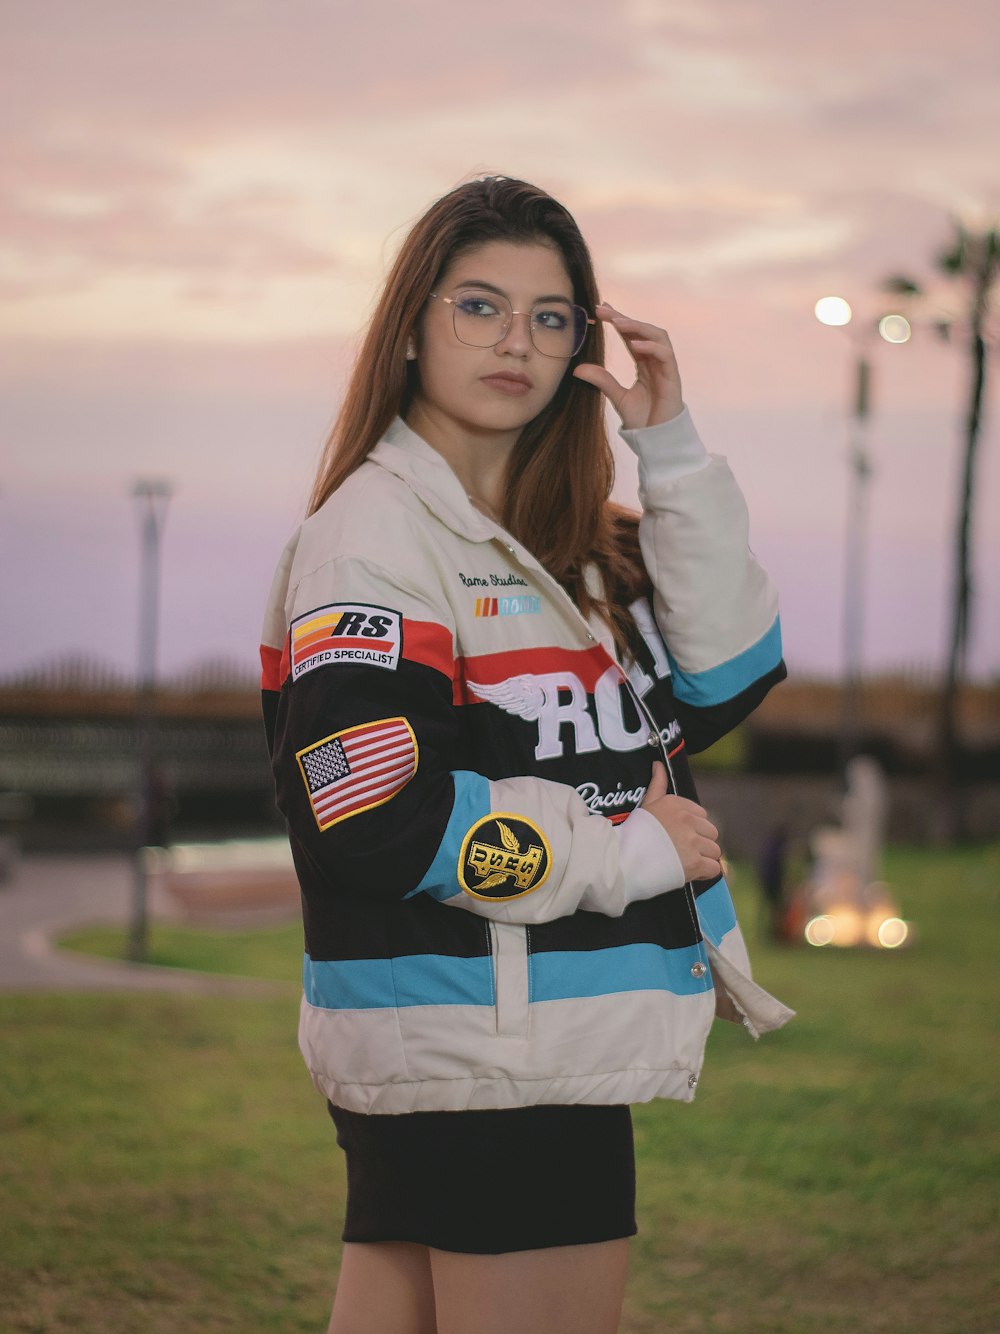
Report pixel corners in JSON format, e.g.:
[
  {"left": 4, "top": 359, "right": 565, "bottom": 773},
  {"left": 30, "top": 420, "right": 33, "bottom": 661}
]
[
  {"left": 2, "top": 844, "right": 998, "bottom": 1333},
  {"left": 59, "top": 919, "right": 304, "bottom": 984}
]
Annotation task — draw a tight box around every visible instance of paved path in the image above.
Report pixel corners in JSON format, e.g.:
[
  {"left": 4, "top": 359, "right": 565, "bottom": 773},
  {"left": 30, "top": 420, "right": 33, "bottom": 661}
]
[{"left": 0, "top": 853, "right": 296, "bottom": 995}]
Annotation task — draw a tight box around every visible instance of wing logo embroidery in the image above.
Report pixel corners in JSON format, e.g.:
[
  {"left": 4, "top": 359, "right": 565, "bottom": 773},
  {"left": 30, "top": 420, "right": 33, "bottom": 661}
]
[
  {"left": 470, "top": 819, "right": 525, "bottom": 888},
  {"left": 496, "top": 820, "right": 520, "bottom": 852},
  {"left": 465, "top": 674, "right": 549, "bottom": 720}
]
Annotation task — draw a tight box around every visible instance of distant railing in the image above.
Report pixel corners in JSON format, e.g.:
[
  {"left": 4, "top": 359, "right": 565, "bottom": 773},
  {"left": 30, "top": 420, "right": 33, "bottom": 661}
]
[
  {"left": 0, "top": 656, "right": 262, "bottom": 720},
  {"left": 0, "top": 654, "right": 258, "bottom": 694},
  {"left": 1, "top": 654, "right": 133, "bottom": 693},
  {"left": 757, "top": 663, "right": 999, "bottom": 737}
]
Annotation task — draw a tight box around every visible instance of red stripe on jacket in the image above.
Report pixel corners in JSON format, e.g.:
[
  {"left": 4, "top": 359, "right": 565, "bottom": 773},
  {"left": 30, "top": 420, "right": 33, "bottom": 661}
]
[
  {"left": 261, "top": 643, "right": 283, "bottom": 691},
  {"left": 453, "top": 643, "right": 616, "bottom": 705}
]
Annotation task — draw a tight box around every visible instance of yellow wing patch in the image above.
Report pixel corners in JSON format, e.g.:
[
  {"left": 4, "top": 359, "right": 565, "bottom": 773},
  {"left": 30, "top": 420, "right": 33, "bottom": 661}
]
[{"left": 458, "top": 813, "right": 552, "bottom": 901}]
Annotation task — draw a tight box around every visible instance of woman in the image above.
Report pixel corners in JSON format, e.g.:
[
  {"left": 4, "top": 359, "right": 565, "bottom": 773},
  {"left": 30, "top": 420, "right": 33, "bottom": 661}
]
[{"left": 261, "top": 176, "right": 792, "bottom": 1334}]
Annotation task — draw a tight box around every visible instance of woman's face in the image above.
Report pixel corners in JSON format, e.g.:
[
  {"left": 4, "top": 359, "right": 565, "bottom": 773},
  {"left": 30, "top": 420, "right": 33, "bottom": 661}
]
[{"left": 411, "top": 239, "right": 577, "bottom": 441}]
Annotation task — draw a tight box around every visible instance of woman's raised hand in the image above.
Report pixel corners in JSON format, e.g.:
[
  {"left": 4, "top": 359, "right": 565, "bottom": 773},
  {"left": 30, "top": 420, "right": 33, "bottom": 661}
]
[{"left": 572, "top": 301, "right": 684, "bottom": 430}]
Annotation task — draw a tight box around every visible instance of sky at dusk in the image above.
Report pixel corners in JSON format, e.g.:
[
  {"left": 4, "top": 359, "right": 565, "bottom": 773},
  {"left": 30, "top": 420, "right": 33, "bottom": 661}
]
[{"left": 2, "top": 0, "right": 998, "bottom": 684}]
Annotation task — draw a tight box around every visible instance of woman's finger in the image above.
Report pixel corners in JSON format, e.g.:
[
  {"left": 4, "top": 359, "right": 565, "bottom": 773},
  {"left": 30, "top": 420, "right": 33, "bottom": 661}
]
[
  {"left": 641, "top": 761, "right": 668, "bottom": 805},
  {"left": 598, "top": 303, "right": 673, "bottom": 345},
  {"left": 580, "top": 307, "right": 684, "bottom": 427},
  {"left": 571, "top": 363, "right": 628, "bottom": 409},
  {"left": 624, "top": 339, "right": 674, "bottom": 363}
]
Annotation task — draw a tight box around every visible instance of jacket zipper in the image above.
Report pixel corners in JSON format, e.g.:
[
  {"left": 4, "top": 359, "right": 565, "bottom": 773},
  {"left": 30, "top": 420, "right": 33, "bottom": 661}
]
[
  {"left": 621, "top": 670, "right": 675, "bottom": 787},
  {"left": 619, "top": 669, "right": 706, "bottom": 951},
  {"left": 489, "top": 533, "right": 705, "bottom": 953}
]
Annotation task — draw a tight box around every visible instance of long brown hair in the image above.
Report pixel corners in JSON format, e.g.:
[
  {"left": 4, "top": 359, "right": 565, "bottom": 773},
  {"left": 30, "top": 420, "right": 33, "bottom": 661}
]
[{"left": 309, "top": 176, "right": 647, "bottom": 653}]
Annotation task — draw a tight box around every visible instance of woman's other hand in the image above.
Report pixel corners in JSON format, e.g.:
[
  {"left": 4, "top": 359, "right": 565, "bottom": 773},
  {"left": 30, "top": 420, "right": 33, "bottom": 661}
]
[
  {"left": 640, "top": 761, "right": 721, "bottom": 883},
  {"left": 573, "top": 302, "right": 684, "bottom": 429}
]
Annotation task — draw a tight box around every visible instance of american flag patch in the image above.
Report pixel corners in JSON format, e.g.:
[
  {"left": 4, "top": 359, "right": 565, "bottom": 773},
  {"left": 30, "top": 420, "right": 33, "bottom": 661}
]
[{"left": 295, "top": 717, "right": 417, "bottom": 830}]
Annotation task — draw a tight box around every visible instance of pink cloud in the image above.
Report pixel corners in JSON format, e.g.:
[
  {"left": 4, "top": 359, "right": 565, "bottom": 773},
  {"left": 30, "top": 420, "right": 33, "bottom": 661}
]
[{"left": 1, "top": 0, "right": 996, "bottom": 679}]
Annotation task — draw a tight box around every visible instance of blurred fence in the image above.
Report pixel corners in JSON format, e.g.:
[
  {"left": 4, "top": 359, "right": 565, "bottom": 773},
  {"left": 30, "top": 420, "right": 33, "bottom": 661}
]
[
  {"left": 0, "top": 654, "right": 259, "bottom": 713},
  {"left": 0, "top": 656, "right": 273, "bottom": 850},
  {"left": 748, "top": 665, "right": 999, "bottom": 778}
]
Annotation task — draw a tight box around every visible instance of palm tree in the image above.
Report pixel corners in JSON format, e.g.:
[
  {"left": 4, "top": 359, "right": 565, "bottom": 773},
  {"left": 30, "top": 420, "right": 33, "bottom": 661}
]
[{"left": 886, "top": 219, "right": 998, "bottom": 838}]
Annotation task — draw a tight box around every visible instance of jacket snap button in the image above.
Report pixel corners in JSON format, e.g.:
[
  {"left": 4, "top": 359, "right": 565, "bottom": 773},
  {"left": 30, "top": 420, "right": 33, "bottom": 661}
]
[
  {"left": 646, "top": 733, "right": 660, "bottom": 748},
  {"left": 690, "top": 962, "right": 707, "bottom": 978},
  {"left": 688, "top": 1073, "right": 698, "bottom": 1088},
  {"left": 505, "top": 544, "right": 516, "bottom": 555}
]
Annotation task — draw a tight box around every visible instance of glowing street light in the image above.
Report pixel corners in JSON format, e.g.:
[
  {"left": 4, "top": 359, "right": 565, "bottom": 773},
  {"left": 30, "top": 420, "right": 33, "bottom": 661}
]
[
  {"left": 878, "top": 313, "right": 912, "bottom": 344},
  {"left": 816, "top": 296, "right": 912, "bottom": 342},
  {"left": 815, "top": 296, "right": 853, "bottom": 327}
]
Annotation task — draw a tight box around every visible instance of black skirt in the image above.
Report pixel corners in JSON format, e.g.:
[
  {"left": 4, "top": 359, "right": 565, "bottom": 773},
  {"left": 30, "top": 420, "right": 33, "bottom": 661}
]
[{"left": 328, "top": 1101, "right": 637, "bottom": 1254}]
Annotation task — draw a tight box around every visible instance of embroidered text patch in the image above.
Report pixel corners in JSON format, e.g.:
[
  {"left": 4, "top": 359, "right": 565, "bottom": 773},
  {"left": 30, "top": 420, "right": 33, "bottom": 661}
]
[
  {"left": 474, "top": 596, "right": 542, "bottom": 618},
  {"left": 290, "top": 603, "right": 402, "bottom": 680},
  {"left": 458, "top": 814, "right": 551, "bottom": 901}
]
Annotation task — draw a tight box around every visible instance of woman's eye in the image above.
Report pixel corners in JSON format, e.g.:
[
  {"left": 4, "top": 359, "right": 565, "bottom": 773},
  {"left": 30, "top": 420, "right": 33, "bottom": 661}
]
[
  {"left": 533, "top": 307, "right": 570, "bottom": 331},
  {"left": 456, "top": 295, "right": 502, "bottom": 319}
]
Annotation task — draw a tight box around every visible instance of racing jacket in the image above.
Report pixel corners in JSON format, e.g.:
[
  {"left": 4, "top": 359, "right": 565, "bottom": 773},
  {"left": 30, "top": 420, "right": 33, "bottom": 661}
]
[{"left": 260, "top": 408, "right": 793, "bottom": 1115}]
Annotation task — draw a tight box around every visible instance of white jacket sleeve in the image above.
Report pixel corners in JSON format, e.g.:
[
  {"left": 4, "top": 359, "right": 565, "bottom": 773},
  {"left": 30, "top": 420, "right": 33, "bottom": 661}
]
[{"left": 620, "top": 408, "right": 785, "bottom": 751}]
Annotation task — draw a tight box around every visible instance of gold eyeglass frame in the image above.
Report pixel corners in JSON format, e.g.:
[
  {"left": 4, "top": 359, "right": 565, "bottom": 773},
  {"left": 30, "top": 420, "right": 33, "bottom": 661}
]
[{"left": 428, "top": 292, "right": 596, "bottom": 359}]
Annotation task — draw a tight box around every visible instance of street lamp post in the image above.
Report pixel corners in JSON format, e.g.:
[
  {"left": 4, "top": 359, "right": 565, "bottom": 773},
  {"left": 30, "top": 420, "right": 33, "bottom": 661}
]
[
  {"left": 128, "top": 479, "right": 172, "bottom": 963},
  {"left": 842, "top": 352, "right": 872, "bottom": 768},
  {"left": 814, "top": 299, "right": 911, "bottom": 771}
]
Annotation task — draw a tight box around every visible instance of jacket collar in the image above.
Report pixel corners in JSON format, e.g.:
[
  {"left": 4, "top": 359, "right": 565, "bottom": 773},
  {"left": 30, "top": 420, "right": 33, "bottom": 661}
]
[
  {"left": 368, "top": 417, "right": 498, "bottom": 543},
  {"left": 368, "top": 417, "right": 617, "bottom": 657}
]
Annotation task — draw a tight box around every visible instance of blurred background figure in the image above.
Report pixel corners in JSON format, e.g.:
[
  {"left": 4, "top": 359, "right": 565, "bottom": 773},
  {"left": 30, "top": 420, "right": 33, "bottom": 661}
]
[{"left": 756, "top": 822, "right": 790, "bottom": 943}]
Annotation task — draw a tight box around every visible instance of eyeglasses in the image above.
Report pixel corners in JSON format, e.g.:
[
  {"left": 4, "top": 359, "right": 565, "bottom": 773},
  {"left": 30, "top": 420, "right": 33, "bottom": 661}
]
[{"left": 428, "top": 289, "right": 595, "bottom": 359}]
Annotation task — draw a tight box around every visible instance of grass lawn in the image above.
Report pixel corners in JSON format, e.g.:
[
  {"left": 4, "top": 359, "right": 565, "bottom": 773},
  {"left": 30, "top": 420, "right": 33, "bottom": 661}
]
[
  {"left": 3, "top": 844, "right": 999, "bottom": 1333},
  {"left": 59, "top": 920, "right": 304, "bottom": 985}
]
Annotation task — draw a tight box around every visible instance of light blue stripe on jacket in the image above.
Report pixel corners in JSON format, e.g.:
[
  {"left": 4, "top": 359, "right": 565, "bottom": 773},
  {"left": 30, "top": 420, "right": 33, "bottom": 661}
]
[
  {"left": 304, "top": 938, "right": 715, "bottom": 1011},
  {"left": 669, "top": 615, "right": 782, "bottom": 708},
  {"left": 406, "top": 770, "right": 491, "bottom": 901},
  {"left": 530, "top": 941, "right": 714, "bottom": 1002},
  {"left": 694, "top": 877, "right": 739, "bottom": 946},
  {"left": 304, "top": 952, "right": 495, "bottom": 1009}
]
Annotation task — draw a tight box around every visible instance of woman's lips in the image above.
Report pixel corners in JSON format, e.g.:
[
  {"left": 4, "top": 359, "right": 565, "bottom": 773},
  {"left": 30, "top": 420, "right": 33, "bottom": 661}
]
[{"left": 481, "top": 373, "right": 532, "bottom": 396}]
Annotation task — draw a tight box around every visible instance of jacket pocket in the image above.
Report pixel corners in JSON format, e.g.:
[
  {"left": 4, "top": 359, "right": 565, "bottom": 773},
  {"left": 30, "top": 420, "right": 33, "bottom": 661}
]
[{"left": 489, "top": 921, "right": 530, "bottom": 1038}]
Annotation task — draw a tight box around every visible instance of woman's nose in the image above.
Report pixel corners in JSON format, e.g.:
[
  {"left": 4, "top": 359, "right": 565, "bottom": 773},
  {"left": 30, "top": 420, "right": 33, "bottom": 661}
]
[{"left": 496, "top": 310, "right": 533, "bottom": 355}]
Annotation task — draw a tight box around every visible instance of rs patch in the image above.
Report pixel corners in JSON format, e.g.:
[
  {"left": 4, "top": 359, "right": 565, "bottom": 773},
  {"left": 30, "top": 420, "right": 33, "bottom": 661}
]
[
  {"left": 458, "top": 814, "right": 551, "bottom": 901},
  {"left": 290, "top": 603, "right": 402, "bottom": 680}
]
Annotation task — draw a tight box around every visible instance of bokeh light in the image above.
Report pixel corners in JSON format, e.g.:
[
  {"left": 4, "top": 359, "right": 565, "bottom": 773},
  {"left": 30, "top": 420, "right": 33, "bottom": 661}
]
[
  {"left": 814, "top": 296, "right": 853, "bottom": 326},
  {"left": 876, "top": 917, "right": 910, "bottom": 949},
  {"left": 805, "top": 915, "right": 836, "bottom": 946},
  {"left": 878, "top": 313, "right": 912, "bottom": 343}
]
